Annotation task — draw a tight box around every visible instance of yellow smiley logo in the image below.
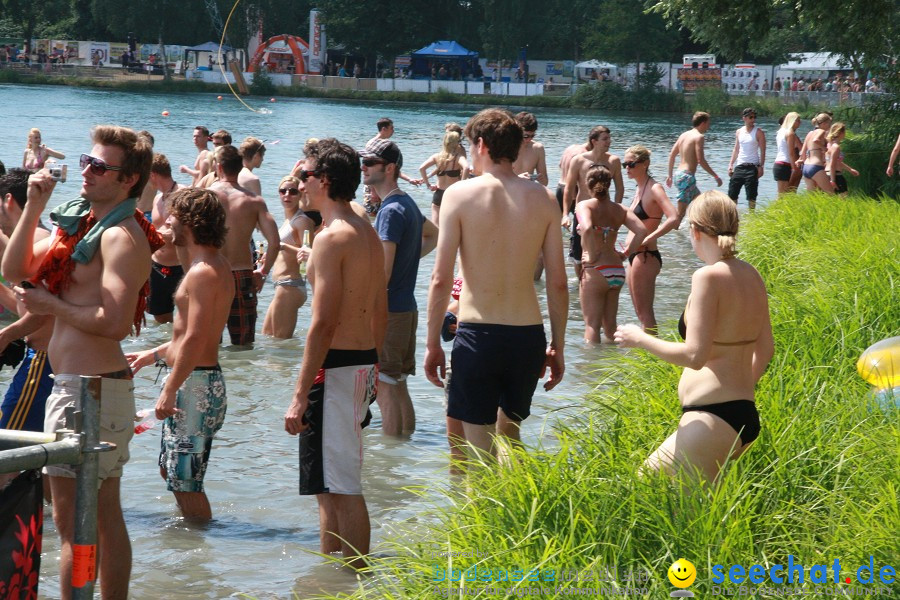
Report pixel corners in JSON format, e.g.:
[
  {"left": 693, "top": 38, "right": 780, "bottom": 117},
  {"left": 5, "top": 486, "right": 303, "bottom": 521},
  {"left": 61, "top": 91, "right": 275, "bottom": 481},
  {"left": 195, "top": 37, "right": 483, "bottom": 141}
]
[{"left": 667, "top": 558, "right": 697, "bottom": 588}]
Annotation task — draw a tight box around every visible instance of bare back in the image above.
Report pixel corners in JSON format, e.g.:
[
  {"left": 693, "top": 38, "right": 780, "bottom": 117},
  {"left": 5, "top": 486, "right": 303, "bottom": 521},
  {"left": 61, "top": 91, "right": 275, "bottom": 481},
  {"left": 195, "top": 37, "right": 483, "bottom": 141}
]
[
  {"left": 168, "top": 254, "right": 234, "bottom": 366},
  {"left": 443, "top": 173, "right": 559, "bottom": 325},
  {"left": 676, "top": 129, "right": 704, "bottom": 173},
  {"left": 209, "top": 181, "right": 268, "bottom": 270},
  {"left": 308, "top": 214, "right": 384, "bottom": 350}
]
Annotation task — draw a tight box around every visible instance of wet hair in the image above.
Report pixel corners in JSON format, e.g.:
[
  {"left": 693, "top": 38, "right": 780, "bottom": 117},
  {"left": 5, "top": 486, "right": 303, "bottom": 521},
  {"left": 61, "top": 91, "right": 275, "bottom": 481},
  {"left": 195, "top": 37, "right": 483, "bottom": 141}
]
[
  {"left": 444, "top": 122, "right": 463, "bottom": 135},
  {"left": 514, "top": 112, "right": 538, "bottom": 132},
  {"left": 0, "top": 168, "right": 29, "bottom": 209},
  {"left": 625, "top": 144, "right": 651, "bottom": 164},
  {"left": 91, "top": 125, "right": 152, "bottom": 197},
  {"left": 826, "top": 122, "right": 846, "bottom": 142},
  {"left": 376, "top": 118, "right": 393, "bottom": 132},
  {"left": 167, "top": 188, "right": 228, "bottom": 249},
  {"left": 212, "top": 129, "right": 232, "bottom": 145},
  {"left": 279, "top": 175, "right": 300, "bottom": 188},
  {"left": 240, "top": 137, "right": 266, "bottom": 160},
  {"left": 812, "top": 113, "right": 833, "bottom": 127},
  {"left": 151, "top": 153, "right": 172, "bottom": 178},
  {"left": 215, "top": 145, "right": 243, "bottom": 176},
  {"left": 195, "top": 125, "right": 210, "bottom": 138},
  {"left": 692, "top": 112, "right": 710, "bottom": 127},
  {"left": 687, "top": 190, "right": 739, "bottom": 259},
  {"left": 438, "top": 131, "right": 461, "bottom": 167},
  {"left": 305, "top": 138, "right": 360, "bottom": 202},
  {"left": 588, "top": 125, "right": 610, "bottom": 146},
  {"left": 464, "top": 109, "right": 522, "bottom": 163},
  {"left": 138, "top": 130, "right": 155, "bottom": 147},
  {"left": 303, "top": 138, "right": 319, "bottom": 157},
  {"left": 586, "top": 164, "right": 612, "bottom": 200},
  {"left": 780, "top": 112, "right": 800, "bottom": 133}
]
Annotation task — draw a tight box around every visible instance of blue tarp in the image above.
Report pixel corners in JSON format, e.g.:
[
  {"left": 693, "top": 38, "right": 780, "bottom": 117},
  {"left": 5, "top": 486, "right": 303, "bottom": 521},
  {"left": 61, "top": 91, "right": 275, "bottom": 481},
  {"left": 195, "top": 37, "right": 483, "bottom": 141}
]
[
  {"left": 185, "top": 41, "right": 235, "bottom": 53},
  {"left": 412, "top": 40, "right": 477, "bottom": 58}
]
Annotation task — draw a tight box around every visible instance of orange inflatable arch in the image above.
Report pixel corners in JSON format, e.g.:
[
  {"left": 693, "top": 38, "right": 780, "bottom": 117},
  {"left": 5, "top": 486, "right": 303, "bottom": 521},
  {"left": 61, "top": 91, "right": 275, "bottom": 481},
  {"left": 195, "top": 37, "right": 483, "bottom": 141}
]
[{"left": 248, "top": 34, "right": 309, "bottom": 75}]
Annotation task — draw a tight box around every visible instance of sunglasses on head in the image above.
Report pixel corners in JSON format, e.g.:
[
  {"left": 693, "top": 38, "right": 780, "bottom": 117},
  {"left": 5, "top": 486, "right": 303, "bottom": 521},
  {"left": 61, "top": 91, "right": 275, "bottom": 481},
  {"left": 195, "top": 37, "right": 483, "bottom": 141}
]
[
  {"left": 362, "top": 157, "right": 385, "bottom": 167},
  {"left": 622, "top": 160, "right": 644, "bottom": 168},
  {"left": 279, "top": 188, "right": 300, "bottom": 195},
  {"left": 297, "top": 169, "right": 320, "bottom": 182},
  {"left": 80, "top": 153, "right": 123, "bottom": 176}
]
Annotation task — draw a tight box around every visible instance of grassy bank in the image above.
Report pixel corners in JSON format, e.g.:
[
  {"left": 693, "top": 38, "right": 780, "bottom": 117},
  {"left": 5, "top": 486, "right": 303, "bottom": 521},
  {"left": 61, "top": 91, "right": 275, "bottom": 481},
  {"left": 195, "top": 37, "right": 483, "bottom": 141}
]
[
  {"left": 313, "top": 194, "right": 898, "bottom": 599},
  {"left": 1, "top": 68, "right": 852, "bottom": 117}
]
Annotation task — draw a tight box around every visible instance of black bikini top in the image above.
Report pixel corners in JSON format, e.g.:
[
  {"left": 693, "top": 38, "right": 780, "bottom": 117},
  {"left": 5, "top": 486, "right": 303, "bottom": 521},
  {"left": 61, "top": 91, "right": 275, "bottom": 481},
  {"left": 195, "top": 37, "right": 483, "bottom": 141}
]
[
  {"left": 632, "top": 181, "right": 661, "bottom": 222},
  {"left": 436, "top": 168, "right": 461, "bottom": 178},
  {"left": 679, "top": 310, "right": 758, "bottom": 346}
]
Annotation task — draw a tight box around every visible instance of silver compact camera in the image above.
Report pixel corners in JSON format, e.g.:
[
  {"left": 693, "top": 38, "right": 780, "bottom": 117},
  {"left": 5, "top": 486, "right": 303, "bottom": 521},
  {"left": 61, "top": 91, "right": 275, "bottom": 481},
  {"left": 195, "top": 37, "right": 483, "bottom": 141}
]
[{"left": 48, "top": 164, "right": 68, "bottom": 183}]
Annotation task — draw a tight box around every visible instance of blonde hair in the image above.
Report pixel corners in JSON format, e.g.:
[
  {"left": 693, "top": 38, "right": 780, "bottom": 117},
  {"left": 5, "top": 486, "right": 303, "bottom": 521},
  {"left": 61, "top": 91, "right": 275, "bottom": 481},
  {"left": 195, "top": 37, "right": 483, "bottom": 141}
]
[
  {"left": 625, "top": 144, "right": 650, "bottom": 164},
  {"left": 279, "top": 175, "right": 300, "bottom": 188},
  {"left": 812, "top": 113, "right": 833, "bottom": 127},
  {"left": 687, "top": 191, "right": 739, "bottom": 259},
  {"left": 780, "top": 112, "right": 800, "bottom": 134},
  {"left": 27, "top": 128, "right": 41, "bottom": 147},
  {"left": 437, "top": 131, "right": 461, "bottom": 169},
  {"left": 826, "top": 122, "right": 846, "bottom": 142}
]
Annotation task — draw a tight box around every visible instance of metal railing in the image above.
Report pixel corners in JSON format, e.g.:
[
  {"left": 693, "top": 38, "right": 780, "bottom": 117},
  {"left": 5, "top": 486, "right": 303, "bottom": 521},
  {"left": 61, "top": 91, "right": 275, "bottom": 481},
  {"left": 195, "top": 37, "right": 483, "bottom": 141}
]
[{"left": 0, "top": 376, "right": 115, "bottom": 600}]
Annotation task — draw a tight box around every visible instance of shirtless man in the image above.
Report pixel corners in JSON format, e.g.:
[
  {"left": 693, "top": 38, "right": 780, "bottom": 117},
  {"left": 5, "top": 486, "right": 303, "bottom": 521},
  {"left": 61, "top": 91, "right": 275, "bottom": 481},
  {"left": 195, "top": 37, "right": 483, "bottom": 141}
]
[
  {"left": 147, "top": 154, "right": 183, "bottom": 324},
  {"left": 136, "top": 130, "right": 156, "bottom": 218},
  {"left": 197, "top": 130, "right": 232, "bottom": 189},
  {"left": 179, "top": 125, "right": 212, "bottom": 186},
  {"left": 238, "top": 137, "right": 266, "bottom": 196},
  {"left": 3, "top": 125, "right": 159, "bottom": 599},
  {"left": 425, "top": 109, "right": 567, "bottom": 460},
  {"left": 563, "top": 126, "right": 624, "bottom": 279},
  {"left": 126, "top": 188, "right": 233, "bottom": 522},
  {"left": 363, "top": 118, "right": 420, "bottom": 216},
  {"left": 556, "top": 139, "right": 590, "bottom": 213},
  {"left": 284, "top": 138, "right": 386, "bottom": 568},
  {"left": 511, "top": 112, "right": 549, "bottom": 186},
  {"left": 208, "top": 145, "right": 279, "bottom": 347},
  {"left": 665, "top": 112, "right": 722, "bottom": 227}
]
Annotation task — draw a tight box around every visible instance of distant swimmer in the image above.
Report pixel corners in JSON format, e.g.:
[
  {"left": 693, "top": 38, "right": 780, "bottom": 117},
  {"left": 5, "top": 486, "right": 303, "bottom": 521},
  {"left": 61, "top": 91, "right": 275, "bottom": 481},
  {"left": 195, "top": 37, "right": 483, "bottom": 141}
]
[
  {"left": 425, "top": 109, "right": 567, "bottom": 462},
  {"left": 208, "top": 145, "right": 279, "bottom": 347},
  {"left": 4, "top": 125, "right": 161, "bottom": 599},
  {"left": 665, "top": 111, "right": 721, "bottom": 228},
  {"left": 284, "top": 138, "right": 387, "bottom": 569},
  {"left": 127, "top": 188, "right": 234, "bottom": 522},
  {"left": 179, "top": 125, "right": 212, "bottom": 186}
]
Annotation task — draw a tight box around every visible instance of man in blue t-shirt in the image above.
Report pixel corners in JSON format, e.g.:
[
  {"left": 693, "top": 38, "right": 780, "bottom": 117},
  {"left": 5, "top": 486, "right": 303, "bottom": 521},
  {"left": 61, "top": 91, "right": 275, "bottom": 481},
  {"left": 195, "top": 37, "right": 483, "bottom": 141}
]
[{"left": 361, "top": 139, "right": 438, "bottom": 435}]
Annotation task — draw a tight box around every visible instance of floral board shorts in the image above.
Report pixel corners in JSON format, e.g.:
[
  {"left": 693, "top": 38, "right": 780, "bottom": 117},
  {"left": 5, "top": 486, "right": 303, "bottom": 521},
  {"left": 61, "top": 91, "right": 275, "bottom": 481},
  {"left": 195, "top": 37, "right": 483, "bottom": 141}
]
[
  {"left": 158, "top": 367, "right": 227, "bottom": 493},
  {"left": 674, "top": 169, "right": 701, "bottom": 205}
]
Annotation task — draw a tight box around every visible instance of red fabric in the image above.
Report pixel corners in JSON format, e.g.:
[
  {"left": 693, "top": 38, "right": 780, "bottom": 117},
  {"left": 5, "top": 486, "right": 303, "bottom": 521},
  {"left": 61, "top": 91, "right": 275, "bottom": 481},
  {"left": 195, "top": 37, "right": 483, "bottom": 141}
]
[{"left": 31, "top": 210, "right": 164, "bottom": 336}]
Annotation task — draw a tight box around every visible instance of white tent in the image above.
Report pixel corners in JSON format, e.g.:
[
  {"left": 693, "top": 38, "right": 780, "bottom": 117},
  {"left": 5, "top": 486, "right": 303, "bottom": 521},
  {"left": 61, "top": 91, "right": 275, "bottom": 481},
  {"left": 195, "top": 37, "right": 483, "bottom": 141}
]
[{"left": 574, "top": 59, "right": 618, "bottom": 70}]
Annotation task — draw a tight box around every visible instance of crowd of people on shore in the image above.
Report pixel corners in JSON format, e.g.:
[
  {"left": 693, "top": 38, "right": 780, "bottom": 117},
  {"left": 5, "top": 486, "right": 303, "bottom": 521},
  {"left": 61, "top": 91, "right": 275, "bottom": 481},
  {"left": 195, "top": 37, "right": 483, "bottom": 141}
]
[{"left": 0, "top": 106, "right": 897, "bottom": 597}]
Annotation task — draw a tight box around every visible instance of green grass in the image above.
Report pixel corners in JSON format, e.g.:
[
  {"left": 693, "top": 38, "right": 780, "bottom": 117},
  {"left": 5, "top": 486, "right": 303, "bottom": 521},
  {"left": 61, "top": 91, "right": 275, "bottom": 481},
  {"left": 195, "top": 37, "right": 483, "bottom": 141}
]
[{"left": 311, "top": 194, "right": 899, "bottom": 599}]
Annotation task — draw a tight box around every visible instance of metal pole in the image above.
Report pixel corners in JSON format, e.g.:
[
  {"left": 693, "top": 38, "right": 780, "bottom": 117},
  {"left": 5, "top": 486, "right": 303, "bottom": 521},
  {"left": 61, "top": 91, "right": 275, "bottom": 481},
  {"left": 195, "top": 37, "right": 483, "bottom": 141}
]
[
  {"left": 71, "top": 376, "right": 101, "bottom": 599},
  {"left": 0, "top": 430, "right": 57, "bottom": 450},
  {"left": 0, "top": 438, "right": 82, "bottom": 471}
]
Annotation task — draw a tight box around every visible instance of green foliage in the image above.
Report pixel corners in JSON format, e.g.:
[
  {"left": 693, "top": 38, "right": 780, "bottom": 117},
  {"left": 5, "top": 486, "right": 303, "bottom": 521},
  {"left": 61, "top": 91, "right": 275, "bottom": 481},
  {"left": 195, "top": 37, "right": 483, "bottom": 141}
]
[
  {"left": 571, "top": 82, "right": 685, "bottom": 112},
  {"left": 842, "top": 135, "right": 900, "bottom": 198},
  {"left": 310, "top": 194, "right": 899, "bottom": 599},
  {"left": 248, "top": 66, "right": 276, "bottom": 97},
  {"left": 691, "top": 86, "right": 729, "bottom": 113}
]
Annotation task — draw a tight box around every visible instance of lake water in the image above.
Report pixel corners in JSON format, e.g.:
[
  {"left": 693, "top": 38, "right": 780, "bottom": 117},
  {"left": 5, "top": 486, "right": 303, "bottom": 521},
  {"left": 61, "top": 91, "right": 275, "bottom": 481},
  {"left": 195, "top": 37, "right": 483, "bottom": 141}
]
[{"left": 0, "top": 84, "right": 784, "bottom": 598}]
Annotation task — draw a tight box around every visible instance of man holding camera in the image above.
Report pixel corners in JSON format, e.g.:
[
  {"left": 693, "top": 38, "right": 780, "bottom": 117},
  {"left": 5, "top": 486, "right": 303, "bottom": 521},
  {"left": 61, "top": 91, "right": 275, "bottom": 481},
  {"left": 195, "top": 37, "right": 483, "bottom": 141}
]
[{"left": 2, "top": 126, "right": 162, "bottom": 599}]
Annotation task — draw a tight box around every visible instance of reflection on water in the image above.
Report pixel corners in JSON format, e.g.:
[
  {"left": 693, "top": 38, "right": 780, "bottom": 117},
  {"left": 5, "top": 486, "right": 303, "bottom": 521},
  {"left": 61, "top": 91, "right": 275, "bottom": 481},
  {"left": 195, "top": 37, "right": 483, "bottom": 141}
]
[{"left": 0, "top": 85, "right": 780, "bottom": 598}]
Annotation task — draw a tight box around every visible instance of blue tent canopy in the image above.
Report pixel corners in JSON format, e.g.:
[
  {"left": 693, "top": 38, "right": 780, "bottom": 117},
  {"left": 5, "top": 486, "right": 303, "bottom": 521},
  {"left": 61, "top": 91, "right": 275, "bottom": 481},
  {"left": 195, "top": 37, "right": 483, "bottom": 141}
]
[
  {"left": 185, "top": 41, "right": 235, "bottom": 53},
  {"left": 412, "top": 41, "right": 477, "bottom": 58}
]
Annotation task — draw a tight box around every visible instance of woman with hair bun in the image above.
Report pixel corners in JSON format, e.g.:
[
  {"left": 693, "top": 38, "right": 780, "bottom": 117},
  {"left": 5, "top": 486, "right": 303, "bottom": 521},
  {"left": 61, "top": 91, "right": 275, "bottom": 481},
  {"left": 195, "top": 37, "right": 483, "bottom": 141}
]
[
  {"left": 615, "top": 191, "right": 774, "bottom": 482},
  {"left": 797, "top": 113, "right": 833, "bottom": 193},
  {"left": 575, "top": 164, "right": 647, "bottom": 343},
  {"left": 825, "top": 122, "right": 858, "bottom": 196}
]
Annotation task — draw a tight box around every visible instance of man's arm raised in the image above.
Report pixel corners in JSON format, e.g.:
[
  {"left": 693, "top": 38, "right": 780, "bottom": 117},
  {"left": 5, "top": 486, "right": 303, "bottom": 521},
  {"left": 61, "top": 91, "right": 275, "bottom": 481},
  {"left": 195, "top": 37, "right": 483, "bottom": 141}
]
[{"left": 2, "top": 172, "right": 54, "bottom": 283}]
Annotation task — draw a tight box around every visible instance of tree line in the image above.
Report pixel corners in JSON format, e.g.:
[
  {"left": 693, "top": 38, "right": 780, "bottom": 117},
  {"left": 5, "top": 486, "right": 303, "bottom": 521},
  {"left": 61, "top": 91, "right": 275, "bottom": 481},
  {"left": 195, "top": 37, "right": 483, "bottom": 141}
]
[{"left": 0, "top": 0, "right": 894, "bottom": 76}]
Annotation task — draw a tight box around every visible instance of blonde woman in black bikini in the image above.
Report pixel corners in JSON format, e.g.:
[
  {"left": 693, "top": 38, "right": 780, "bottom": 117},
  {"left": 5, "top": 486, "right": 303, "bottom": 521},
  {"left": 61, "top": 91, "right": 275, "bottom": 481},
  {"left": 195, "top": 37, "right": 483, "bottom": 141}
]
[
  {"left": 623, "top": 145, "right": 678, "bottom": 333},
  {"left": 418, "top": 130, "right": 468, "bottom": 225},
  {"left": 576, "top": 164, "right": 647, "bottom": 343},
  {"left": 615, "top": 191, "right": 774, "bottom": 482},
  {"left": 797, "top": 113, "right": 833, "bottom": 193}
]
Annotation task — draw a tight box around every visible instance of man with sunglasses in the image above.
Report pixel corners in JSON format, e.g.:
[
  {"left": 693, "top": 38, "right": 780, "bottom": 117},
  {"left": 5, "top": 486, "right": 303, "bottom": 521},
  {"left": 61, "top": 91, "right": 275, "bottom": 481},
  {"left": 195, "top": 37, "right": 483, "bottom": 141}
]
[
  {"left": 208, "top": 144, "right": 279, "bottom": 347},
  {"left": 284, "top": 138, "right": 387, "bottom": 568},
  {"left": 3, "top": 125, "right": 160, "bottom": 599},
  {"left": 361, "top": 138, "right": 438, "bottom": 436},
  {"left": 425, "top": 108, "right": 567, "bottom": 462},
  {"left": 727, "top": 108, "right": 766, "bottom": 210}
]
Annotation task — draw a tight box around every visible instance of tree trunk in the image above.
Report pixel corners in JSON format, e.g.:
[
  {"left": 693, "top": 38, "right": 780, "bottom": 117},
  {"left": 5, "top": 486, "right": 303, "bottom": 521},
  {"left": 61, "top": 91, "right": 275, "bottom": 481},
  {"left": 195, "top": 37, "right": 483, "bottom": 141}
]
[{"left": 635, "top": 53, "right": 641, "bottom": 90}]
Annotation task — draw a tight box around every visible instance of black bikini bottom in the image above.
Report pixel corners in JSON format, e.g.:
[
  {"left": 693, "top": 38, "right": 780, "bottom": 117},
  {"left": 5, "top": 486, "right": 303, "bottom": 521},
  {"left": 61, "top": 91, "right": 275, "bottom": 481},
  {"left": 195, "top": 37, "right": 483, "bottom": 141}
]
[{"left": 682, "top": 399, "right": 760, "bottom": 446}]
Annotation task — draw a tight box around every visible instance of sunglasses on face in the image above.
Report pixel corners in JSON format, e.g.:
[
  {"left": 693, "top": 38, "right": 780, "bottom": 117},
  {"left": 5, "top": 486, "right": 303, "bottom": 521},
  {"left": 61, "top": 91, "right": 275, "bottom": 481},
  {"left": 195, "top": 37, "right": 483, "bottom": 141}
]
[
  {"left": 80, "top": 153, "right": 123, "bottom": 176},
  {"left": 297, "top": 169, "right": 320, "bottom": 182},
  {"left": 362, "top": 158, "right": 385, "bottom": 167},
  {"left": 279, "top": 188, "right": 299, "bottom": 195},
  {"left": 622, "top": 160, "right": 644, "bottom": 169},
  {"left": 522, "top": 133, "right": 535, "bottom": 139}
]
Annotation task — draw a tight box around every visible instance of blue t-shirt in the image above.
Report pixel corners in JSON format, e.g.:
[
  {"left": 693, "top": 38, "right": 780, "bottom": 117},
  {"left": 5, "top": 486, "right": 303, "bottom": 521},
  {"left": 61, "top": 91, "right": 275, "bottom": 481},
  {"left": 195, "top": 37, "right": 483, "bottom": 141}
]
[{"left": 375, "top": 192, "right": 424, "bottom": 312}]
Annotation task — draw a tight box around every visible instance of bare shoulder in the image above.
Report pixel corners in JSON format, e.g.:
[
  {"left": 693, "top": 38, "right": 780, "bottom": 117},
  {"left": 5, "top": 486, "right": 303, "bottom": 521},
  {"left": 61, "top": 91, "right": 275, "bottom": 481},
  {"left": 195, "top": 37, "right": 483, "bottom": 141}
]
[
  {"left": 608, "top": 153, "right": 622, "bottom": 166},
  {"left": 102, "top": 217, "right": 149, "bottom": 250}
]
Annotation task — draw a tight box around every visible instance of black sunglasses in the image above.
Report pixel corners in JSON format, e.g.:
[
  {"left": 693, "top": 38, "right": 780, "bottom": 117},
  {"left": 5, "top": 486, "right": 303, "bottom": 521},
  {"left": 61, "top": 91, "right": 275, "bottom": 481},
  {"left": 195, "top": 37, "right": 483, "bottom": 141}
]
[
  {"left": 297, "top": 169, "right": 320, "bottom": 182},
  {"left": 622, "top": 160, "right": 644, "bottom": 168},
  {"left": 362, "top": 158, "right": 385, "bottom": 167},
  {"left": 279, "top": 188, "right": 300, "bottom": 195},
  {"left": 80, "top": 153, "right": 123, "bottom": 176}
]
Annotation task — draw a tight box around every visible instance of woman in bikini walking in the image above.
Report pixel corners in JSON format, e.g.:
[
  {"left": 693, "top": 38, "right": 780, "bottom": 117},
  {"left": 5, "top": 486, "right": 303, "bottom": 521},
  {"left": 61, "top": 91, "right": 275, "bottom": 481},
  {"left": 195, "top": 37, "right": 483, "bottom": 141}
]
[
  {"left": 616, "top": 191, "right": 774, "bottom": 482},
  {"left": 418, "top": 130, "right": 468, "bottom": 226},
  {"left": 623, "top": 145, "right": 678, "bottom": 333},
  {"left": 797, "top": 113, "right": 833, "bottom": 193},
  {"left": 576, "top": 164, "right": 647, "bottom": 343}
]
